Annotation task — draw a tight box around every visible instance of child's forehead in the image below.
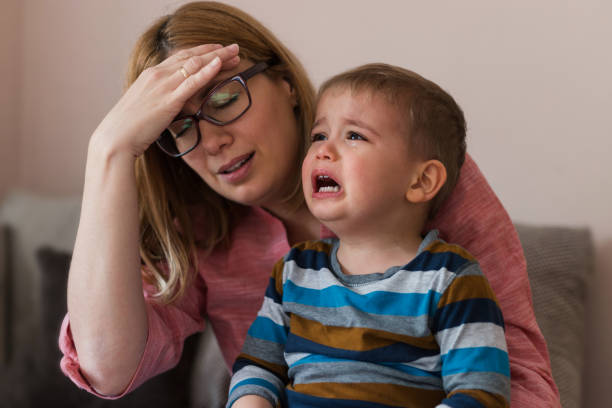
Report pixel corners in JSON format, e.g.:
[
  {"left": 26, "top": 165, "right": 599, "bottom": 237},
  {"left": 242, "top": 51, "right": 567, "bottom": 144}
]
[
  {"left": 319, "top": 85, "right": 397, "bottom": 111},
  {"left": 318, "top": 85, "right": 405, "bottom": 122}
]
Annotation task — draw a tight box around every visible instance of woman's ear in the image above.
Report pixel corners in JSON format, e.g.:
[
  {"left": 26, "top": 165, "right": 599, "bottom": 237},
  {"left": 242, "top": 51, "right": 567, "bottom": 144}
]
[
  {"left": 281, "top": 76, "right": 298, "bottom": 108},
  {"left": 405, "top": 160, "right": 447, "bottom": 204}
]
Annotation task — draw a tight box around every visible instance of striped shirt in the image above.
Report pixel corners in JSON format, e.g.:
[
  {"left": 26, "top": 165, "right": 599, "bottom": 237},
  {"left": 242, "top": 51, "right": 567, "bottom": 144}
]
[{"left": 228, "top": 231, "right": 510, "bottom": 408}]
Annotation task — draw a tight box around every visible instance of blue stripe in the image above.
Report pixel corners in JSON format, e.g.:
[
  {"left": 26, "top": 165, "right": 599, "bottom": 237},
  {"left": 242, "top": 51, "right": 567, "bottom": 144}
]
[
  {"left": 285, "top": 333, "right": 438, "bottom": 363},
  {"left": 247, "top": 316, "right": 288, "bottom": 344},
  {"left": 285, "top": 247, "right": 331, "bottom": 270},
  {"left": 283, "top": 280, "right": 441, "bottom": 316},
  {"left": 441, "top": 392, "right": 486, "bottom": 408},
  {"left": 432, "top": 298, "right": 504, "bottom": 332},
  {"left": 291, "top": 354, "right": 440, "bottom": 377},
  {"left": 229, "top": 377, "right": 279, "bottom": 397},
  {"left": 441, "top": 347, "right": 510, "bottom": 377},
  {"left": 286, "top": 388, "right": 400, "bottom": 408},
  {"left": 264, "top": 277, "right": 282, "bottom": 304}
]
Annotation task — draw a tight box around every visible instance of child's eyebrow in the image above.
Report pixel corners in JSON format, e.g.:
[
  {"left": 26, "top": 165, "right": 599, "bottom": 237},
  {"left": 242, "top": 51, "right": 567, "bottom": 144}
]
[
  {"left": 312, "top": 117, "right": 327, "bottom": 129},
  {"left": 345, "top": 119, "right": 381, "bottom": 138}
]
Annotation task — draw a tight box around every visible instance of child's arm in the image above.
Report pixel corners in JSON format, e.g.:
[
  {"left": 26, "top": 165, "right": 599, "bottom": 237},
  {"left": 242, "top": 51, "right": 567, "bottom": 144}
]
[
  {"left": 230, "top": 395, "right": 273, "bottom": 408},
  {"left": 226, "top": 259, "right": 290, "bottom": 408},
  {"left": 433, "top": 261, "right": 511, "bottom": 408},
  {"left": 427, "top": 155, "right": 558, "bottom": 407}
]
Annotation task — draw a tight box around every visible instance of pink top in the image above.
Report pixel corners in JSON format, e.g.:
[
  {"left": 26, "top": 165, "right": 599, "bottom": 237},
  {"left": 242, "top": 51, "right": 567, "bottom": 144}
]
[{"left": 59, "top": 155, "right": 560, "bottom": 407}]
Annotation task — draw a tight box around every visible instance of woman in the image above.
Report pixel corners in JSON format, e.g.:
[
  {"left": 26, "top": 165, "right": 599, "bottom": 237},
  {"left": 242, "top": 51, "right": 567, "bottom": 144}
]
[{"left": 61, "top": 2, "right": 559, "bottom": 407}]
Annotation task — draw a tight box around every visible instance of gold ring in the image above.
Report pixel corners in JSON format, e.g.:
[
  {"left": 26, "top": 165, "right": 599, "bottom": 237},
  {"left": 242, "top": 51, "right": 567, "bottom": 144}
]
[{"left": 179, "top": 66, "right": 190, "bottom": 79}]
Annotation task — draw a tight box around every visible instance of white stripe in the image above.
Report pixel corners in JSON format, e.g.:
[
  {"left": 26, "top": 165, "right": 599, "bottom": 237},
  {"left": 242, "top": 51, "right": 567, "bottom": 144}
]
[
  {"left": 405, "top": 353, "right": 442, "bottom": 373},
  {"left": 257, "top": 296, "right": 289, "bottom": 327},
  {"left": 435, "top": 322, "right": 508, "bottom": 355},
  {"left": 284, "top": 260, "right": 455, "bottom": 295},
  {"left": 284, "top": 352, "right": 310, "bottom": 367},
  {"left": 230, "top": 364, "right": 284, "bottom": 391}
]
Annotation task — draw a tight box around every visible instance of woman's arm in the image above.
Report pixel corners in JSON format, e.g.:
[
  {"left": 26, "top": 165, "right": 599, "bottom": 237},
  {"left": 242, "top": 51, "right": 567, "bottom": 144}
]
[
  {"left": 427, "top": 155, "right": 560, "bottom": 407},
  {"left": 66, "top": 44, "right": 240, "bottom": 396}
]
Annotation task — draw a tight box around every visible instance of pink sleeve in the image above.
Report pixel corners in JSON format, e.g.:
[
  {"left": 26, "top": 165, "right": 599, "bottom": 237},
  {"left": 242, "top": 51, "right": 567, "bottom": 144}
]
[
  {"left": 58, "top": 274, "right": 207, "bottom": 399},
  {"left": 426, "top": 154, "right": 561, "bottom": 408}
]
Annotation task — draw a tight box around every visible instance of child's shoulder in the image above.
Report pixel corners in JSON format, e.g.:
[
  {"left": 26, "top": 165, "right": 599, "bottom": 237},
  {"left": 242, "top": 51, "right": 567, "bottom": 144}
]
[
  {"left": 282, "top": 238, "right": 337, "bottom": 264},
  {"left": 419, "top": 231, "right": 480, "bottom": 275},
  {"left": 289, "top": 237, "right": 337, "bottom": 252}
]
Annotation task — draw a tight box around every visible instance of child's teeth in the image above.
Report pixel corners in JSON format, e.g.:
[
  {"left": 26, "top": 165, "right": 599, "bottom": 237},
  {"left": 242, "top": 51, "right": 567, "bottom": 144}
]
[{"left": 319, "top": 186, "right": 339, "bottom": 193}]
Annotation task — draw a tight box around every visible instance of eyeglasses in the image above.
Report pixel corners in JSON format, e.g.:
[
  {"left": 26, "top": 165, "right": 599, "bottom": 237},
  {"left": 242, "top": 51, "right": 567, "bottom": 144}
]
[{"left": 156, "top": 62, "right": 269, "bottom": 157}]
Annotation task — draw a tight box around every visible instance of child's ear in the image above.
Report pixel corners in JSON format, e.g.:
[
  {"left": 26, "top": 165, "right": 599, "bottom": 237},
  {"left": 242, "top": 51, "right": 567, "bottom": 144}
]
[{"left": 405, "top": 160, "right": 447, "bottom": 204}]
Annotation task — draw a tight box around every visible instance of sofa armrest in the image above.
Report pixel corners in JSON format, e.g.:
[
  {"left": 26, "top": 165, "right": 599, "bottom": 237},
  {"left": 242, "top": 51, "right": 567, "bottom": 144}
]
[{"left": 516, "top": 223, "right": 593, "bottom": 408}]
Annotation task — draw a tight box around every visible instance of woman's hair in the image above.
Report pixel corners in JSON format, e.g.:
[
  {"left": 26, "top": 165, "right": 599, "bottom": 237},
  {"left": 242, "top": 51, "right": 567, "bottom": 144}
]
[
  {"left": 128, "top": 1, "right": 315, "bottom": 304},
  {"left": 318, "top": 63, "right": 466, "bottom": 218}
]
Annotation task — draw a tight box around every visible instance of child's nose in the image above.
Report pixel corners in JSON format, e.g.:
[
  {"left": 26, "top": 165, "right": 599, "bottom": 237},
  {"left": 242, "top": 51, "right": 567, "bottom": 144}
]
[{"left": 315, "top": 141, "right": 337, "bottom": 161}]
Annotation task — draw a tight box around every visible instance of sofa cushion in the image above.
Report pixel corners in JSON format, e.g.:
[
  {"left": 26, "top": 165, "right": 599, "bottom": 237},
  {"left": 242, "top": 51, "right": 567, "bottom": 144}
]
[{"left": 516, "top": 223, "right": 592, "bottom": 408}]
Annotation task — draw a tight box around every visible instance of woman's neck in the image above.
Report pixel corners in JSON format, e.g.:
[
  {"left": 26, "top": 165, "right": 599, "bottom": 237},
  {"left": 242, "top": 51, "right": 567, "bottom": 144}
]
[{"left": 263, "top": 201, "right": 321, "bottom": 246}]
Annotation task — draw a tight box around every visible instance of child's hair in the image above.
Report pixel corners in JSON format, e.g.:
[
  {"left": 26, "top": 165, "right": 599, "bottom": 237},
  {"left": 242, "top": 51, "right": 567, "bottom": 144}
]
[{"left": 318, "top": 63, "right": 466, "bottom": 217}]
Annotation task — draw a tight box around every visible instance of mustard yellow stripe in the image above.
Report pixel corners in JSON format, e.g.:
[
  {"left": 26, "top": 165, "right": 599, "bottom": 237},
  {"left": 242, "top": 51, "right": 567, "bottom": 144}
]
[
  {"left": 425, "top": 241, "right": 476, "bottom": 262},
  {"left": 272, "top": 258, "right": 285, "bottom": 297},
  {"left": 438, "top": 275, "right": 500, "bottom": 307},
  {"left": 290, "top": 382, "right": 445, "bottom": 407},
  {"left": 448, "top": 389, "right": 509, "bottom": 408},
  {"left": 291, "top": 239, "right": 334, "bottom": 256},
  {"left": 236, "top": 353, "right": 288, "bottom": 382},
  {"left": 290, "top": 314, "right": 438, "bottom": 351}
]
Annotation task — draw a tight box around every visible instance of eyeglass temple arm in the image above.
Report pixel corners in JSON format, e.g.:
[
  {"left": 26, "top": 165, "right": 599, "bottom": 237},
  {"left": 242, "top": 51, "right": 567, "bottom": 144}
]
[{"left": 241, "top": 62, "right": 269, "bottom": 80}]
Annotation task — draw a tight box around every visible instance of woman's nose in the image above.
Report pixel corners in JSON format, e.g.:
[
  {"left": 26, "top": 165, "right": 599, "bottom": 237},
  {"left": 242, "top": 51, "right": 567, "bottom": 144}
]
[{"left": 199, "top": 121, "right": 233, "bottom": 155}]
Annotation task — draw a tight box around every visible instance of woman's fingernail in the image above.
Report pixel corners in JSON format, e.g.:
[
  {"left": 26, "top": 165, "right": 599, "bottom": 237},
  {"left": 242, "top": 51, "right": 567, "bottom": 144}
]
[{"left": 228, "top": 43, "right": 239, "bottom": 51}]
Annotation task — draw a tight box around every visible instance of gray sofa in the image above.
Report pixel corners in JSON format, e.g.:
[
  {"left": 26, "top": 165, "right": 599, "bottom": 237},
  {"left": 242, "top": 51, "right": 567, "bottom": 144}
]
[{"left": 0, "top": 190, "right": 592, "bottom": 407}]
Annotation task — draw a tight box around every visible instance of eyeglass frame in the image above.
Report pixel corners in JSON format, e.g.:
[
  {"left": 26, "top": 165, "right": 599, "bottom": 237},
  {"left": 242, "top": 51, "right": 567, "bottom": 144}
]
[{"left": 156, "top": 61, "right": 270, "bottom": 158}]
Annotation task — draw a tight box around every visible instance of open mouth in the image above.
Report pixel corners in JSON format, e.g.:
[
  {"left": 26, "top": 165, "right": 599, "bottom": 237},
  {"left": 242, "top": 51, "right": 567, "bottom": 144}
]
[
  {"left": 219, "top": 152, "right": 254, "bottom": 174},
  {"left": 315, "top": 175, "right": 341, "bottom": 193}
]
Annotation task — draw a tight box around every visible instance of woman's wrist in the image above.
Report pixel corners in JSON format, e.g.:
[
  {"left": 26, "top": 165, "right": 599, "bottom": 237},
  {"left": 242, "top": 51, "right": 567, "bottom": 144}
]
[{"left": 88, "top": 128, "right": 138, "bottom": 169}]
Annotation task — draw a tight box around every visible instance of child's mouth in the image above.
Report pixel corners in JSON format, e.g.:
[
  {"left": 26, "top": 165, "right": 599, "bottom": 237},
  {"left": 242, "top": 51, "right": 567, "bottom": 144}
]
[{"left": 315, "top": 175, "right": 341, "bottom": 193}]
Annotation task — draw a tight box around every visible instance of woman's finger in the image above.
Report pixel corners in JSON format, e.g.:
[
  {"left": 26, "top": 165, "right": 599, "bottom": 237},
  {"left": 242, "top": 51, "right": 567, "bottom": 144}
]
[
  {"left": 158, "top": 43, "right": 223, "bottom": 68},
  {"left": 172, "top": 56, "right": 224, "bottom": 101},
  {"left": 179, "top": 43, "right": 239, "bottom": 77}
]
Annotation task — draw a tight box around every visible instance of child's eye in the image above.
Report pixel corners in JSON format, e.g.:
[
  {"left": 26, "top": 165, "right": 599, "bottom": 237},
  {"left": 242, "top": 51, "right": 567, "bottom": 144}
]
[
  {"left": 347, "top": 132, "right": 366, "bottom": 141},
  {"left": 311, "top": 133, "right": 327, "bottom": 142}
]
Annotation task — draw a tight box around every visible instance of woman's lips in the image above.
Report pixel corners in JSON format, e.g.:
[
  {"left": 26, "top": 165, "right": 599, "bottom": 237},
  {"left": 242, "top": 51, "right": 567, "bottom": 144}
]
[
  {"left": 218, "top": 152, "right": 254, "bottom": 174},
  {"left": 218, "top": 152, "right": 255, "bottom": 183}
]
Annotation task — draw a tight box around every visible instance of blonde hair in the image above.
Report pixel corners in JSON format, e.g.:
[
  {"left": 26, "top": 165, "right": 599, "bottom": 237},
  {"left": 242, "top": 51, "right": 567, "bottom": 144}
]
[
  {"left": 318, "top": 63, "right": 466, "bottom": 218},
  {"left": 128, "top": 2, "right": 315, "bottom": 303}
]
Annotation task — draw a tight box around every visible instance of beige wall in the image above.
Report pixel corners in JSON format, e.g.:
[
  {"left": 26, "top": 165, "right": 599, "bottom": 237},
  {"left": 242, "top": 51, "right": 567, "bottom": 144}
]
[
  {"left": 2, "top": 0, "right": 610, "bottom": 405},
  {"left": 0, "top": 0, "right": 21, "bottom": 199}
]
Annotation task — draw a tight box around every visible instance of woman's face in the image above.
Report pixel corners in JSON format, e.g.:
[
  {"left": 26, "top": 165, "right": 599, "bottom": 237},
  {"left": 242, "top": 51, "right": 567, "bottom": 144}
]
[{"left": 179, "top": 59, "right": 301, "bottom": 208}]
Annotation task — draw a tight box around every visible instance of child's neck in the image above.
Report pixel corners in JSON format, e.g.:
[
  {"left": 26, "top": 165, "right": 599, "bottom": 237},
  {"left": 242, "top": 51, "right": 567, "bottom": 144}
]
[{"left": 335, "top": 228, "right": 424, "bottom": 276}]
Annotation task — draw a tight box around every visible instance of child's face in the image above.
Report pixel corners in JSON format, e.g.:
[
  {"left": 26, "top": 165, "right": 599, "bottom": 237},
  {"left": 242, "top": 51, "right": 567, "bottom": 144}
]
[{"left": 302, "top": 87, "right": 423, "bottom": 231}]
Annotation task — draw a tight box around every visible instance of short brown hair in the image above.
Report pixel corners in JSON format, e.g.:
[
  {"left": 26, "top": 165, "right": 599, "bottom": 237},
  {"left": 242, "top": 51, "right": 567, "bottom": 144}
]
[{"left": 318, "top": 63, "right": 466, "bottom": 218}]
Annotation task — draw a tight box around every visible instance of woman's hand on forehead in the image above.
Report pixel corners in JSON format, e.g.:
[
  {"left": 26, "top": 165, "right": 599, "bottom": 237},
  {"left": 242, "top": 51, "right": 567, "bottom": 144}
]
[{"left": 91, "top": 43, "right": 240, "bottom": 158}]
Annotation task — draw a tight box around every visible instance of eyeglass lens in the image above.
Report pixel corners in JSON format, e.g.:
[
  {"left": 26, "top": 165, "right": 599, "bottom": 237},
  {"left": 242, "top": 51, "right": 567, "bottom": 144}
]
[{"left": 158, "top": 79, "right": 250, "bottom": 156}]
